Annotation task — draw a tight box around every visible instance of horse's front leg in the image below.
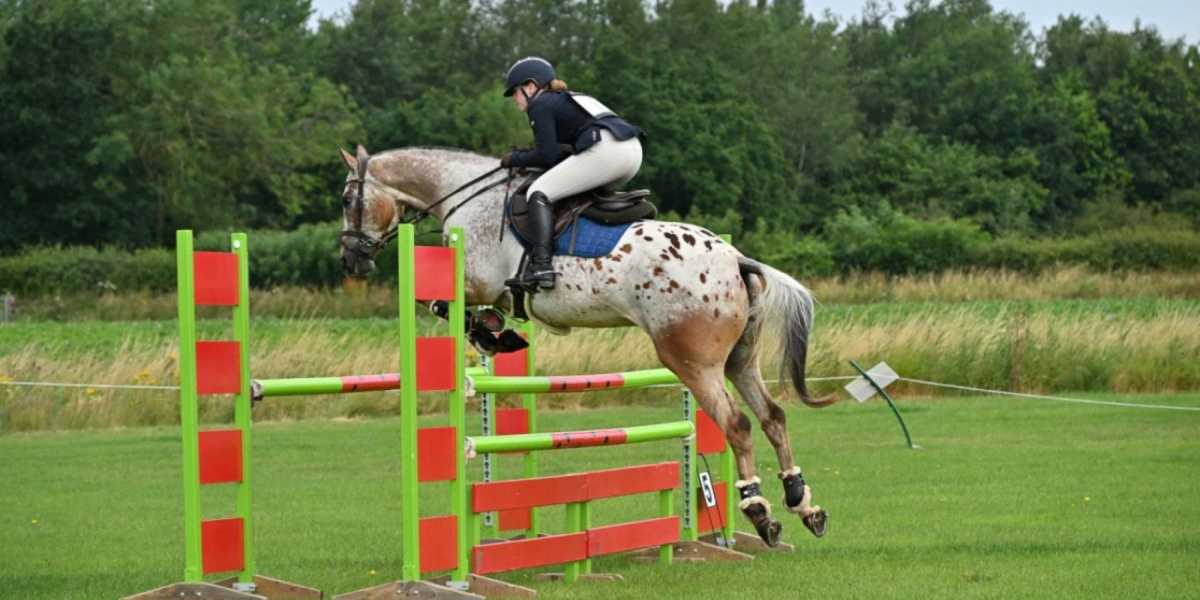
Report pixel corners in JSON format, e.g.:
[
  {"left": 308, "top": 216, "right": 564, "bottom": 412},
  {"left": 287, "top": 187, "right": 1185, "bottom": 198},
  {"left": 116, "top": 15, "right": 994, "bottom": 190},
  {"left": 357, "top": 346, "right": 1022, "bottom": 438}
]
[{"left": 429, "top": 300, "right": 527, "bottom": 357}]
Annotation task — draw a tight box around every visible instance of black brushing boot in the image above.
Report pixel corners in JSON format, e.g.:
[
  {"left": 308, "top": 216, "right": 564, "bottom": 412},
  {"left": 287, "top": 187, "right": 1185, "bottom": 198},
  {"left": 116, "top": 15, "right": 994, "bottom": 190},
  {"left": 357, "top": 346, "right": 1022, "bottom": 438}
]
[
  {"left": 780, "top": 466, "right": 828, "bottom": 537},
  {"left": 506, "top": 192, "right": 557, "bottom": 292}
]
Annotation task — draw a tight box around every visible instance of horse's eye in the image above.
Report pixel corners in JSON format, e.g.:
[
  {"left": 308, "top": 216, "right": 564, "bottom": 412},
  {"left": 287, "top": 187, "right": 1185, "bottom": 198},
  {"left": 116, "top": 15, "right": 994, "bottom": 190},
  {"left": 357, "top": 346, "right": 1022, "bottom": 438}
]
[{"left": 342, "top": 196, "right": 352, "bottom": 208}]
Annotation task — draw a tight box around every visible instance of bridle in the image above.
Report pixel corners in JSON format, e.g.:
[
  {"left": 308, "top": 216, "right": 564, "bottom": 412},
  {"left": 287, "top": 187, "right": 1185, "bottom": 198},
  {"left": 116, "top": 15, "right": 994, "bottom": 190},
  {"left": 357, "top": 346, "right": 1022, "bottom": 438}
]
[
  {"left": 339, "top": 152, "right": 507, "bottom": 261},
  {"left": 340, "top": 154, "right": 387, "bottom": 258}
]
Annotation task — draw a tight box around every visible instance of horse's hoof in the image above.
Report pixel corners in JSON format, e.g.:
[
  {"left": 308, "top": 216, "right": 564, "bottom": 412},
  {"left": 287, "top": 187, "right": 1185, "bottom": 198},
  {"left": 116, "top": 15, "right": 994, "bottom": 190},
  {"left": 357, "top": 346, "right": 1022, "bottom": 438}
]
[
  {"left": 802, "top": 509, "right": 828, "bottom": 538},
  {"left": 755, "top": 518, "right": 783, "bottom": 548}
]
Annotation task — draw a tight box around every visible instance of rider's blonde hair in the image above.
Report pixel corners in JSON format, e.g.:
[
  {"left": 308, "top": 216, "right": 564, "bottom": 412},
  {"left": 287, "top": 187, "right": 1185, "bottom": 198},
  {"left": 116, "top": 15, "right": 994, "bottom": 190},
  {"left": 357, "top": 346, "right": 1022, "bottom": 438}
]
[{"left": 548, "top": 79, "right": 568, "bottom": 92}]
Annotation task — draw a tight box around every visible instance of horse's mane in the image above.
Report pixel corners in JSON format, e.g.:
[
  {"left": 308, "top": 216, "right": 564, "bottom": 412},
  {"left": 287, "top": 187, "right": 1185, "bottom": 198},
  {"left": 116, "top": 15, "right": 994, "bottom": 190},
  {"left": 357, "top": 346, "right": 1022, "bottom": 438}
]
[{"left": 375, "top": 146, "right": 494, "bottom": 163}]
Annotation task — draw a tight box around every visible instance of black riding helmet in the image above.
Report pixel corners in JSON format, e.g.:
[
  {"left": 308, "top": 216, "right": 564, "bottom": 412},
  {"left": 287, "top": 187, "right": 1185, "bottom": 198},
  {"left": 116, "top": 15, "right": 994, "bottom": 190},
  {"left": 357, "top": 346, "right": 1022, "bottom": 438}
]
[{"left": 503, "top": 57, "right": 556, "bottom": 97}]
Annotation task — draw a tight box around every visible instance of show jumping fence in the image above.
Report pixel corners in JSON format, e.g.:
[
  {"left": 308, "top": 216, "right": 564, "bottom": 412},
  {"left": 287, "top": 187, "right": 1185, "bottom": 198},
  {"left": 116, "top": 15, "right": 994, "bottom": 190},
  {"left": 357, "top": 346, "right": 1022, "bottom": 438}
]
[
  {"left": 473, "top": 350, "right": 786, "bottom": 555},
  {"left": 130, "top": 225, "right": 781, "bottom": 600},
  {"left": 127, "top": 231, "right": 320, "bottom": 599}
]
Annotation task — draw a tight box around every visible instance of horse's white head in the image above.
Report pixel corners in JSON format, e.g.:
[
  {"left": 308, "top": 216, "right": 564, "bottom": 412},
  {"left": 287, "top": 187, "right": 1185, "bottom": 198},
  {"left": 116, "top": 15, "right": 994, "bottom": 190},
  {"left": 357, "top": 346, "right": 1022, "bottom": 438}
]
[
  {"left": 337, "top": 145, "right": 510, "bottom": 277},
  {"left": 338, "top": 145, "right": 403, "bottom": 276}
]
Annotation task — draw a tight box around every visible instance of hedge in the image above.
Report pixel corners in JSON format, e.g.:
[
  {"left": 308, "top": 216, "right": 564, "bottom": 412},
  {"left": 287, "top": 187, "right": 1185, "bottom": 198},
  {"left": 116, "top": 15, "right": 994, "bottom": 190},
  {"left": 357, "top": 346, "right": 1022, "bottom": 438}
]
[{"left": 2, "top": 221, "right": 1198, "bottom": 296}]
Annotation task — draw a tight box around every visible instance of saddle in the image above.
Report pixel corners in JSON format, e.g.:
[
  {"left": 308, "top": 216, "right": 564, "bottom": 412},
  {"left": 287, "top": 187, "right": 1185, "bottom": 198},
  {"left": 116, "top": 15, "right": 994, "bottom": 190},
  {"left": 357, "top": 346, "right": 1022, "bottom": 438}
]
[{"left": 506, "top": 175, "right": 658, "bottom": 254}]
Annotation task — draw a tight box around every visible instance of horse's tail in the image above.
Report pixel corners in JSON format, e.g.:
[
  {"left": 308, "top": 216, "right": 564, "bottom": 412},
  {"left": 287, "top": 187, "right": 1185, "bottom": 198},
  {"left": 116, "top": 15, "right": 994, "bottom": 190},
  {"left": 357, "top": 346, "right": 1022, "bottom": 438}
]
[{"left": 738, "top": 257, "right": 838, "bottom": 408}]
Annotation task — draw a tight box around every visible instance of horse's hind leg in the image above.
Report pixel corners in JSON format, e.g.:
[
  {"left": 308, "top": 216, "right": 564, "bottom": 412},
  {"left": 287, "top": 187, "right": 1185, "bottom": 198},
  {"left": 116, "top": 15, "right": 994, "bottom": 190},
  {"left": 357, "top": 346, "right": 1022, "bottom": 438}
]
[
  {"left": 652, "top": 329, "right": 783, "bottom": 547},
  {"left": 726, "top": 296, "right": 827, "bottom": 537},
  {"left": 685, "top": 370, "right": 785, "bottom": 547}
]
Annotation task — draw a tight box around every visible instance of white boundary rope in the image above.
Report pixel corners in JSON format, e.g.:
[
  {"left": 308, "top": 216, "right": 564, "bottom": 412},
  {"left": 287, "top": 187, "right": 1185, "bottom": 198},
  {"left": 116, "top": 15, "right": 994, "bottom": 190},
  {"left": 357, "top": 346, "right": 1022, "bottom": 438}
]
[
  {"left": 0, "top": 375, "right": 858, "bottom": 393},
  {"left": 0, "top": 381, "right": 179, "bottom": 391},
  {"left": 2, "top": 375, "right": 1196, "bottom": 412},
  {"left": 898, "top": 377, "right": 1200, "bottom": 412}
]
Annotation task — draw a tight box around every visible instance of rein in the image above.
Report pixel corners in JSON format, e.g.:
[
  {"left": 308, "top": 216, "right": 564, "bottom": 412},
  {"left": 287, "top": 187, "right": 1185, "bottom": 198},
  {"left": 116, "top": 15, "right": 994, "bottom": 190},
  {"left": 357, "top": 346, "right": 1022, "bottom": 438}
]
[
  {"left": 403, "top": 165, "right": 505, "bottom": 226},
  {"left": 438, "top": 171, "right": 511, "bottom": 225}
]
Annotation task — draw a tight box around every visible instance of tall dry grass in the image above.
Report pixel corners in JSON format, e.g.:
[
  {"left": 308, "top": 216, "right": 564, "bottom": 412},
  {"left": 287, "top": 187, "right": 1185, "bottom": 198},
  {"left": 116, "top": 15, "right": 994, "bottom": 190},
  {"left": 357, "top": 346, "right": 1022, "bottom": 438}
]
[
  {"left": 810, "top": 265, "right": 1200, "bottom": 304},
  {"left": 806, "top": 304, "right": 1200, "bottom": 398},
  {"left": 2, "top": 265, "right": 1198, "bottom": 431},
  {"left": 5, "top": 280, "right": 398, "bottom": 322},
  {"left": 0, "top": 319, "right": 661, "bottom": 431},
  {"left": 0, "top": 336, "right": 182, "bottom": 431},
  {"left": 0, "top": 325, "right": 398, "bottom": 432},
  {"left": 3, "top": 300, "right": 1198, "bottom": 432},
  {"left": 7, "top": 265, "right": 1198, "bottom": 323}
]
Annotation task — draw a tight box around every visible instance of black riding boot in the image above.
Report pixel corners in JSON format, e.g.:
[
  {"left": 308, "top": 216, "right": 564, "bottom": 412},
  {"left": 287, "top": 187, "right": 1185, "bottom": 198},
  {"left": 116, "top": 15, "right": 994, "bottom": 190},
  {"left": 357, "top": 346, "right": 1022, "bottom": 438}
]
[{"left": 506, "top": 192, "right": 557, "bottom": 292}]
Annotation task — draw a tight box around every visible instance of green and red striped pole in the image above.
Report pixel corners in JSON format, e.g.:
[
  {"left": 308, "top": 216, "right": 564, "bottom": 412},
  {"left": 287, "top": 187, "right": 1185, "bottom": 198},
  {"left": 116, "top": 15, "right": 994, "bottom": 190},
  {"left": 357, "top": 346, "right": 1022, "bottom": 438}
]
[
  {"left": 466, "top": 420, "right": 694, "bottom": 455},
  {"left": 469, "top": 367, "right": 679, "bottom": 394},
  {"left": 251, "top": 368, "right": 487, "bottom": 399}
]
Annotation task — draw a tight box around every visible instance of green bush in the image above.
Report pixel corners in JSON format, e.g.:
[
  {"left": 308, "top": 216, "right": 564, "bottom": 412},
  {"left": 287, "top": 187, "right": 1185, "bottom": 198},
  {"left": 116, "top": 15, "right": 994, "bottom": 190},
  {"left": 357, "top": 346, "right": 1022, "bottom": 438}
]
[
  {"left": 1163, "top": 187, "right": 1200, "bottom": 230},
  {"left": 1090, "top": 229, "right": 1200, "bottom": 271},
  {"left": 205, "top": 220, "right": 408, "bottom": 288},
  {"left": 251, "top": 223, "right": 342, "bottom": 288},
  {"left": 969, "top": 228, "right": 1200, "bottom": 272},
  {"left": 4, "top": 219, "right": 1200, "bottom": 298},
  {"left": 0, "top": 222, "right": 354, "bottom": 296},
  {"left": 967, "top": 236, "right": 1067, "bottom": 272},
  {"left": 738, "top": 220, "right": 836, "bottom": 278},
  {"left": 1068, "top": 193, "right": 1188, "bottom": 236},
  {"left": 823, "top": 209, "right": 990, "bottom": 275},
  {"left": 0, "top": 246, "right": 175, "bottom": 296}
]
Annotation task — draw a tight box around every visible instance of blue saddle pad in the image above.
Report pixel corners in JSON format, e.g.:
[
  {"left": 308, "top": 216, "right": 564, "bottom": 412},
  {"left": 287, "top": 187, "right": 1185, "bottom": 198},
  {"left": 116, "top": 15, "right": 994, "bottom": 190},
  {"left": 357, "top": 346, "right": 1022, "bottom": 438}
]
[
  {"left": 511, "top": 218, "right": 634, "bottom": 258},
  {"left": 556, "top": 218, "right": 634, "bottom": 257}
]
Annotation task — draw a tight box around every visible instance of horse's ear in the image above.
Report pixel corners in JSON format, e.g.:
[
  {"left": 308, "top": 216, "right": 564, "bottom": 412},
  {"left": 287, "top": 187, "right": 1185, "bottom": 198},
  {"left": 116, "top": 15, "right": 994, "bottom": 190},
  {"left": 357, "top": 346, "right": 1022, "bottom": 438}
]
[
  {"left": 356, "top": 144, "right": 370, "bottom": 160},
  {"left": 339, "top": 147, "right": 357, "bottom": 171}
]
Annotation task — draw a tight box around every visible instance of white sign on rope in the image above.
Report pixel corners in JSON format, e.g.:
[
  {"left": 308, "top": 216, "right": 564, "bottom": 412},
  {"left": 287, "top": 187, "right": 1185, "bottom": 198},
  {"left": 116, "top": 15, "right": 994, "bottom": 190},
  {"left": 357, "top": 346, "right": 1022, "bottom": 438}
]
[{"left": 844, "top": 362, "right": 899, "bottom": 403}]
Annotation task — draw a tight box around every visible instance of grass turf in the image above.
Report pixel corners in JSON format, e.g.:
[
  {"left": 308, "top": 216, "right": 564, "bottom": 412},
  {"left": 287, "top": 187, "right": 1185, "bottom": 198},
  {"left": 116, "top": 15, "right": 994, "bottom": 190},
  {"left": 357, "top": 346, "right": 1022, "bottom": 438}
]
[{"left": 0, "top": 393, "right": 1197, "bottom": 599}]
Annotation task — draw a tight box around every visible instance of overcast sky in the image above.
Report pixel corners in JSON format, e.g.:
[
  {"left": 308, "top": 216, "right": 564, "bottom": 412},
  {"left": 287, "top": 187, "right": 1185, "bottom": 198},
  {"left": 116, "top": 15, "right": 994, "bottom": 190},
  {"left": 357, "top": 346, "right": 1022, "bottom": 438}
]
[{"left": 309, "top": 0, "right": 1198, "bottom": 44}]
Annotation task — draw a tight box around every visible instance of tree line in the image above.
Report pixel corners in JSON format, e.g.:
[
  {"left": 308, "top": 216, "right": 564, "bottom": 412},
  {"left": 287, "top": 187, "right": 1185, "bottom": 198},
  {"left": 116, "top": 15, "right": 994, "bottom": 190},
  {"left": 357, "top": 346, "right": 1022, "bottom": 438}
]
[{"left": 1, "top": 0, "right": 1198, "bottom": 256}]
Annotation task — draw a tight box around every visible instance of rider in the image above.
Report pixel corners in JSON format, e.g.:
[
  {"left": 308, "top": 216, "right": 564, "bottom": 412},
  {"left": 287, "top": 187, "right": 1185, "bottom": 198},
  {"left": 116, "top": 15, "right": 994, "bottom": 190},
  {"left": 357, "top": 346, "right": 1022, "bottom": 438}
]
[{"left": 500, "top": 56, "right": 645, "bottom": 292}]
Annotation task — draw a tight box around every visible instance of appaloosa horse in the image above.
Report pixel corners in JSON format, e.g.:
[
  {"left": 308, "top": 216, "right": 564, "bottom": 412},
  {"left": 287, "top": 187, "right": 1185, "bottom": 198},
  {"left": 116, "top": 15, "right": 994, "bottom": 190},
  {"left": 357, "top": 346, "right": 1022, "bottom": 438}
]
[{"left": 337, "top": 145, "right": 833, "bottom": 546}]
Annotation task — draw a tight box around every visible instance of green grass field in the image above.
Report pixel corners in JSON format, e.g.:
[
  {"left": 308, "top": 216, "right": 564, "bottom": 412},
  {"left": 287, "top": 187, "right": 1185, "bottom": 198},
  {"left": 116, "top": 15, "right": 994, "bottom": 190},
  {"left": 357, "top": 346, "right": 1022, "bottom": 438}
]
[{"left": 2, "top": 393, "right": 1197, "bottom": 599}]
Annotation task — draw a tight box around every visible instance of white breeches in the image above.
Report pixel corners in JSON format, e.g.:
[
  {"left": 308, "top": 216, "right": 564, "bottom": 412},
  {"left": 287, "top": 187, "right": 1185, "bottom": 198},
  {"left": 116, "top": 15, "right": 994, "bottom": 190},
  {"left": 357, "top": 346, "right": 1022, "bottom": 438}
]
[{"left": 529, "top": 129, "right": 643, "bottom": 202}]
